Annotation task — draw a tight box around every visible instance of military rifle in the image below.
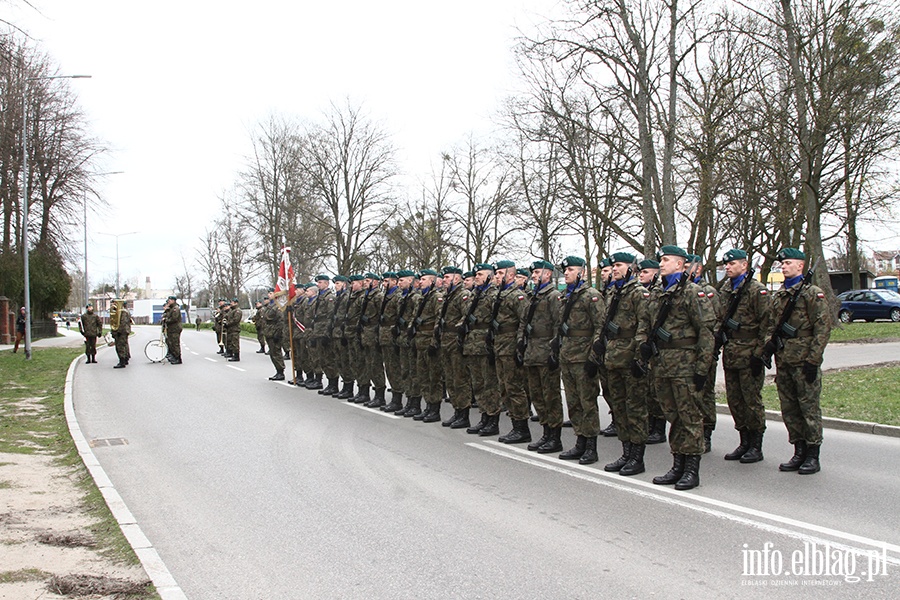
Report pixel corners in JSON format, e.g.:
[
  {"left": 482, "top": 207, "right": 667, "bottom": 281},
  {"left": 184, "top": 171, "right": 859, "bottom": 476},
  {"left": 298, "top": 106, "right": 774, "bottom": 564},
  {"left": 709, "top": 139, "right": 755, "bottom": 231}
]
[
  {"left": 431, "top": 284, "right": 457, "bottom": 355},
  {"left": 393, "top": 289, "right": 413, "bottom": 341},
  {"left": 761, "top": 258, "right": 820, "bottom": 368},
  {"left": 408, "top": 288, "right": 430, "bottom": 339},
  {"left": 485, "top": 285, "right": 507, "bottom": 365},
  {"left": 356, "top": 287, "right": 373, "bottom": 341},
  {"left": 713, "top": 266, "right": 756, "bottom": 361},
  {"left": 549, "top": 278, "right": 584, "bottom": 370},
  {"left": 637, "top": 258, "right": 698, "bottom": 370},
  {"left": 516, "top": 284, "right": 544, "bottom": 366},
  {"left": 457, "top": 284, "right": 486, "bottom": 351},
  {"left": 592, "top": 260, "right": 636, "bottom": 368}
]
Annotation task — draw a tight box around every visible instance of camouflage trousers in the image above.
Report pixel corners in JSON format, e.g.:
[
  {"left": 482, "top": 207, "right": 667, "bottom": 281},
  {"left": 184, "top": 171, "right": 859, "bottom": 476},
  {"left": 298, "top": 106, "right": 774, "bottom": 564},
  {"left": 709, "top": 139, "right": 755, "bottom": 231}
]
[
  {"left": 700, "top": 361, "right": 718, "bottom": 430},
  {"left": 655, "top": 375, "right": 704, "bottom": 455},
  {"left": 256, "top": 330, "right": 265, "bottom": 349},
  {"left": 215, "top": 326, "right": 223, "bottom": 348},
  {"left": 226, "top": 328, "right": 241, "bottom": 356},
  {"left": 496, "top": 354, "right": 529, "bottom": 420},
  {"left": 347, "top": 340, "right": 363, "bottom": 383},
  {"left": 113, "top": 332, "right": 130, "bottom": 364},
  {"left": 362, "top": 343, "right": 386, "bottom": 390},
  {"left": 525, "top": 365, "right": 563, "bottom": 428},
  {"left": 465, "top": 354, "right": 499, "bottom": 415},
  {"left": 266, "top": 335, "right": 285, "bottom": 374},
  {"left": 165, "top": 330, "right": 181, "bottom": 360},
  {"left": 292, "top": 335, "right": 307, "bottom": 376},
  {"left": 83, "top": 336, "right": 97, "bottom": 358},
  {"left": 313, "top": 337, "right": 338, "bottom": 378},
  {"left": 606, "top": 367, "right": 648, "bottom": 444},
  {"left": 442, "top": 347, "right": 470, "bottom": 409},
  {"left": 415, "top": 345, "right": 442, "bottom": 404},
  {"left": 635, "top": 369, "right": 663, "bottom": 418},
  {"left": 560, "top": 361, "right": 600, "bottom": 437},
  {"left": 724, "top": 367, "right": 766, "bottom": 432},
  {"left": 400, "top": 343, "right": 417, "bottom": 397},
  {"left": 282, "top": 327, "right": 291, "bottom": 355},
  {"left": 333, "top": 338, "right": 351, "bottom": 381},
  {"left": 383, "top": 342, "right": 403, "bottom": 394},
  {"left": 776, "top": 363, "right": 823, "bottom": 445}
]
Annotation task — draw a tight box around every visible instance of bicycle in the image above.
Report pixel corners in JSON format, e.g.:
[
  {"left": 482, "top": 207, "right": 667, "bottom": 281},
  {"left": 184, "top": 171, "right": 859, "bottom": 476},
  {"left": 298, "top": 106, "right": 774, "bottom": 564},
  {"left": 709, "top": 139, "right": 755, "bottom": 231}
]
[{"left": 144, "top": 322, "right": 168, "bottom": 363}]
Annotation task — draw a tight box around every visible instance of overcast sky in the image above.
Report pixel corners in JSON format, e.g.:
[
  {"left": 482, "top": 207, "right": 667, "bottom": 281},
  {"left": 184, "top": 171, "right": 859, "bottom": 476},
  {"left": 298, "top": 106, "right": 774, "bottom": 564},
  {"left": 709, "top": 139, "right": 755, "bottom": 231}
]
[{"left": 10, "top": 0, "right": 558, "bottom": 297}]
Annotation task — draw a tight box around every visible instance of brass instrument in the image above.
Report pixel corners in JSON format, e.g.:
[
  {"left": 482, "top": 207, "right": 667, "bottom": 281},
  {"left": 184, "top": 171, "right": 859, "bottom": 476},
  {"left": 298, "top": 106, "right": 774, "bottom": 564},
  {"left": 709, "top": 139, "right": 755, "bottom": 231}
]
[{"left": 109, "top": 299, "right": 125, "bottom": 332}]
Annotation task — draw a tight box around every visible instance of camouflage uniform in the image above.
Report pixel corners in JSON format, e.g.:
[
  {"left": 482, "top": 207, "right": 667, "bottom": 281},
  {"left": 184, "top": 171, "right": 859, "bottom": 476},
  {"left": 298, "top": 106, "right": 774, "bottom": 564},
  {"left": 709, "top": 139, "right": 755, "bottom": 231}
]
[
  {"left": 111, "top": 307, "right": 132, "bottom": 366},
  {"left": 461, "top": 283, "right": 500, "bottom": 419},
  {"left": 717, "top": 274, "right": 771, "bottom": 455},
  {"left": 696, "top": 276, "right": 724, "bottom": 446},
  {"left": 519, "top": 281, "right": 562, "bottom": 430},
  {"left": 379, "top": 285, "right": 404, "bottom": 410},
  {"left": 398, "top": 288, "right": 421, "bottom": 402},
  {"left": 331, "top": 288, "right": 351, "bottom": 392},
  {"left": 162, "top": 302, "right": 183, "bottom": 361},
  {"left": 261, "top": 300, "right": 285, "bottom": 377},
  {"left": 311, "top": 288, "right": 337, "bottom": 384},
  {"left": 439, "top": 283, "right": 469, "bottom": 413},
  {"left": 79, "top": 309, "right": 103, "bottom": 362},
  {"left": 225, "top": 304, "right": 243, "bottom": 359},
  {"left": 492, "top": 283, "right": 529, "bottom": 422},
  {"left": 214, "top": 303, "right": 225, "bottom": 351},
  {"left": 359, "top": 285, "right": 386, "bottom": 400},
  {"left": 411, "top": 284, "right": 444, "bottom": 416},
  {"left": 558, "top": 281, "right": 604, "bottom": 439},
  {"left": 345, "top": 287, "right": 365, "bottom": 390},
  {"left": 768, "top": 278, "right": 831, "bottom": 458},
  {"left": 288, "top": 297, "right": 307, "bottom": 381},
  {"left": 252, "top": 306, "right": 266, "bottom": 352}
]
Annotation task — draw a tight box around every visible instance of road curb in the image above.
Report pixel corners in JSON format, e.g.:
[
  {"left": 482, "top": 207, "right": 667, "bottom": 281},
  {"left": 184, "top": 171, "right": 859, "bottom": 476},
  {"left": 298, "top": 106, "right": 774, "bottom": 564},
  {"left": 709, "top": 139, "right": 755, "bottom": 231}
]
[
  {"left": 64, "top": 355, "right": 188, "bottom": 600},
  {"left": 715, "top": 403, "right": 900, "bottom": 438}
]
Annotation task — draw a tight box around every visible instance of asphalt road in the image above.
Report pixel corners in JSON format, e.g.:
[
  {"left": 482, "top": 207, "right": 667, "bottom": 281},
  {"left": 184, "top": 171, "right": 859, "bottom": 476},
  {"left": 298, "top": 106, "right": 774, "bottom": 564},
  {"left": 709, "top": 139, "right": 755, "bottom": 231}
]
[{"left": 73, "top": 327, "right": 900, "bottom": 599}]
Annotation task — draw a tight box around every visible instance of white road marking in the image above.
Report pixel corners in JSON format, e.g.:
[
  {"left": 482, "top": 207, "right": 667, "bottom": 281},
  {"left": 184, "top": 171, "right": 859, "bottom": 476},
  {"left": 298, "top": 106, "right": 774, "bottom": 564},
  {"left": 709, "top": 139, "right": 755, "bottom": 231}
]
[
  {"left": 344, "top": 402, "right": 402, "bottom": 419},
  {"left": 190, "top": 351, "right": 199, "bottom": 356},
  {"left": 227, "top": 366, "right": 245, "bottom": 372},
  {"left": 469, "top": 441, "right": 900, "bottom": 563},
  {"left": 204, "top": 357, "right": 217, "bottom": 363}
]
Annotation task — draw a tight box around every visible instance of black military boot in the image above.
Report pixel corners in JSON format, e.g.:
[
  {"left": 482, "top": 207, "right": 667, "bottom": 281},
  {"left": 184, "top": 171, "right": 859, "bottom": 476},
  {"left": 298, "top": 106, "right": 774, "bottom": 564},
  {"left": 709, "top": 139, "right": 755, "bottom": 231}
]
[
  {"left": 559, "top": 435, "right": 587, "bottom": 460},
  {"left": 269, "top": 370, "right": 285, "bottom": 381},
  {"left": 450, "top": 407, "right": 471, "bottom": 429},
  {"left": 422, "top": 403, "right": 443, "bottom": 423},
  {"left": 383, "top": 392, "right": 404, "bottom": 413},
  {"left": 443, "top": 409, "right": 461, "bottom": 427},
  {"left": 367, "top": 388, "right": 387, "bottom": 409},
  {"left": 319, "top": 377, "right": 339, "bottom": 395},
  {"left": 674, "top": 455, "right": 701, "bottom": 490},
  {"left": 604, "top": 441, "right": 633, "bottom": 472},
  {"left": 646, "top": 417, "right": 667, "bottom": 444},
  {"left": 228, "top": 352, "right": 240, "bottom": 362},
  {"left": 478, "top": 413, "right": 500, "bottom": 436},
  {"left": 739, "top": 431, "right": 764, "bottom": 464},
  {"left": 527, "top": 425, "right": 551, "bottom": 451},
  {"left": 353, "top": 385, "right": 371, "bottom": 404},
  {"left": 499, "top": 419, "right": 532, "bottom": 444},
  {"left": 413, "top": 400, "right": 430, "bottom": 420},
  {"left": 307, "top": 373, "right": 324, "bottom": 390},
  {"left": 113, "top": 362, "right": 126, "bottom": 369},
  {"left": 217, "top": 346, "right": 225, "bottom": 355},
  {"left": 537, "top": 427, "right": 564, "bottom": 454},
  {"left": 394, "top": 396, "right": 414, "bottom": 416},
  {"left": 578, "top": 436, "right": 599, "bottom": 464},
  {"left": 619, "top": 443, "right": 646, "bottom": 476},
  {"left": 724, "top": 429, "right": 750, "bottom": 461},
  {"left": 337, "top": 381, "right": 355, "bottom": 399},
  {"left": 703, "top": 426, "right": 713, "bottom": 454},
  {"left": 653, "top": 454, "right": 686, "bottom": 485},
  {"left": 798, "top": 444, "right": 820, "bottom": 475},
  {"left": 466, "top": 411, "right": 490, "bottom": 434},
  {"left": 224, "top": 350, "right": 233, "bottom": 359},
  {"left": 779, "top": 440, "right": 808, "bottom": 472},
  {"left": 257, "top": 345, "right": 266, "bottom": 353},
  {"left": 600, "top": 420, "right": 617, "bottom": 438},
  {"left": 403, "top": 397, "right": 422, "bottom": 418}
]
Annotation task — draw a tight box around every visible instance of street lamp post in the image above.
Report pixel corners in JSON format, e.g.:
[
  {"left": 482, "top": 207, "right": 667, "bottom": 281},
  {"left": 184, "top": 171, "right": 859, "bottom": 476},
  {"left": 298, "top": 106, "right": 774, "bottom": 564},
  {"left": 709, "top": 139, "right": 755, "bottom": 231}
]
[
  {"left": 97, "top": 231, "right": 137, "bottom": 298},
  {"left": 22, "top": 74, "right": 91, "bottom": 360}
]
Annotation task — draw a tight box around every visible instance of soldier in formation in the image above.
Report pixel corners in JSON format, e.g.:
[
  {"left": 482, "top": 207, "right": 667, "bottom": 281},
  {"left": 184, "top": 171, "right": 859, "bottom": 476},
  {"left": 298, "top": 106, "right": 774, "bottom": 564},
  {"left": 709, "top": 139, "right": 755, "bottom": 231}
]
[
  {"left": 162, "top": 295, "right": 183, "bottom": 365},
  {"left": 79, "top": 302, "right": 103, "bottom": 363}
]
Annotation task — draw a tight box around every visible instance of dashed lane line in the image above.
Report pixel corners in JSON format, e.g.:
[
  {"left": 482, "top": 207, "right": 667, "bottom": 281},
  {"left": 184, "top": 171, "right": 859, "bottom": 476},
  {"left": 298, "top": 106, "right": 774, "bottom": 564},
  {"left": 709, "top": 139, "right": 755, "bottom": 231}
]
[{"left": 227, "top": 365, "right": 245, "bottom": 372}]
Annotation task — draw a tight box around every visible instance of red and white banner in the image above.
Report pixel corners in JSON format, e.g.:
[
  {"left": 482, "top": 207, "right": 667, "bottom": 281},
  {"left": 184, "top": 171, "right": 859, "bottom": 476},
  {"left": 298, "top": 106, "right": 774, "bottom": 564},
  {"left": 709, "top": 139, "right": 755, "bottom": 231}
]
[{"left": 274, "top": 246, "right": 296, "bottom": 309}]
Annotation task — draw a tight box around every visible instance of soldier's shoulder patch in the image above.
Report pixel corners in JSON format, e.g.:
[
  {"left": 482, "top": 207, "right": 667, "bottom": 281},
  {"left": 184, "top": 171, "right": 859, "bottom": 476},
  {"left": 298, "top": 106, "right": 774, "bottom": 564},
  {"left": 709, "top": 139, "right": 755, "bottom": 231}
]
[
  {"left": 707, "top": 291, "right": 715, "bottom": 298},
  {"left": 817, "top": 292, "right": 825, "bottom": 299},
  {"left": 462, "top": 295, "right": 469, "bottom": 301},
  {"left": 698, "top": 291, "right": 706, "bottom": 298},
  {"left": 437, "top": 297, "right": 444, "bottom": 302},
  {"left": 759, "top": 289, "right": 768, "bottom": 295},
  {"left": 517, "top": 295, "right": 525, "bottom": 301},
  {"left": 591, "top": 296, "right": 599, "bottom": 302},
  {"left": 643, "top": 292, "right": 650, "bottom": 298}
]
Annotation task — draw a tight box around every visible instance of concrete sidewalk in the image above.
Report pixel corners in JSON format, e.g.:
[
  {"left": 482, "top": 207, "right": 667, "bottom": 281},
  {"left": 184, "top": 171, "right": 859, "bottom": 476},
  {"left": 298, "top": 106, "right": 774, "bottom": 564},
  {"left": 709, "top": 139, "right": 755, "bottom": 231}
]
[{"left": 0, "top": 326, "right": 88, "bottom": 352}]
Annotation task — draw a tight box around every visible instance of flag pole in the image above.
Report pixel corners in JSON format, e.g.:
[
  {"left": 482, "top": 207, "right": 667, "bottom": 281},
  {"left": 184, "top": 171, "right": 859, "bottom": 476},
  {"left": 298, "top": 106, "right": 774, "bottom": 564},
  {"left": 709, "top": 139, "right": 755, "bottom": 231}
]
[{"left": 288, "top": 304, "right": 296, "bottom": 384}]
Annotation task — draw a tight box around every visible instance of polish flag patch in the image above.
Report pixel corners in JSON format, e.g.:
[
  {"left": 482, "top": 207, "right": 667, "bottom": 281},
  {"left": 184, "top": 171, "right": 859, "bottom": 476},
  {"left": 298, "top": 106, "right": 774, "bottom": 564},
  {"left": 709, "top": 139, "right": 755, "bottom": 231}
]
[
  {"left": 698, "top": 292, "right": 706, "bottom": 298},
  {"left": 591, "top": 296, "right": 599, "bottom": 302},
  {"left": 643, "top": 292, "right": 650, "bottom": 298},
  {"left": 817, "top": 292, "right": 825, "bottom": 299},
  {"left": 759, "top": 290, "right": 768, "bottom": 295}
]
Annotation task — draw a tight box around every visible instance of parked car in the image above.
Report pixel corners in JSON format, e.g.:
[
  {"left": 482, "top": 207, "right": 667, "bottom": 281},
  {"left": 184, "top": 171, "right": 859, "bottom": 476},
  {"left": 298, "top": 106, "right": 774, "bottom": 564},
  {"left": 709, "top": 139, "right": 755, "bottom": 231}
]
[{"left": 837, "top": 288, "right": 900, "bottom": 323}]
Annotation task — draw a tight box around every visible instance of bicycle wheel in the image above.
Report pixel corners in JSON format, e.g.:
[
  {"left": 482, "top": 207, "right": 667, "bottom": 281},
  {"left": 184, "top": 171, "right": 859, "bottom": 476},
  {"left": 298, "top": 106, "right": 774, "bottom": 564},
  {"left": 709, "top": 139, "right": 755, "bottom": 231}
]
[{"left": 144, "top": 339, "right": 168, "bottom": 363}]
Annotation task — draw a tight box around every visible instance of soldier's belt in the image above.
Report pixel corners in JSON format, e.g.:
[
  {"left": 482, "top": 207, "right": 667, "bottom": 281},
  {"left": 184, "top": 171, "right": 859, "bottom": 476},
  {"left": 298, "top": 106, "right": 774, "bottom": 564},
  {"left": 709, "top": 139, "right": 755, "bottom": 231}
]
[
  {"left": 607, "top": 327, "right": 637, "bottom": 340},
  {"left": 497, "top": 324, "right": 518, "bottom": 335},
  {"left": 566, "top": 329, "right": 593, "bottom": 337},
  {"left": 530, "top": 327, "right": 554, "bottom": 338},
  {"left": 469, "top": 326, "right": 489, "bottom": 331},
  {"left": 729, "top": 328, "right": 759, "bottom": 340},
  {"left": 656, "top": 337, "right": 698, "bottom": 349},
  {"left": 791, "top": 329, "right": 813, "bottom": 338},
  {"left": 417, "top": 324, "right": 436, "bottom": 333}
]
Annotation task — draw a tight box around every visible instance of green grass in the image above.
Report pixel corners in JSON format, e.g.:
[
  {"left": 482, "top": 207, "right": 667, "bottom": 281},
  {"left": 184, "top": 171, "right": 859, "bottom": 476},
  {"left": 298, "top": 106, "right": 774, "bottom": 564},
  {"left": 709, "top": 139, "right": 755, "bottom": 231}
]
[
  {"left": 760, "top": 364, "right": 900, "bottom": 426},
  {"left": 0, "top": 347, "right": 155, "bottom": 585},
  {"left": 830, "top": 321, "right": 900, "bottom": 343},
  {"left": 0, "top": 568, "right": 50, "bottom": 584}
]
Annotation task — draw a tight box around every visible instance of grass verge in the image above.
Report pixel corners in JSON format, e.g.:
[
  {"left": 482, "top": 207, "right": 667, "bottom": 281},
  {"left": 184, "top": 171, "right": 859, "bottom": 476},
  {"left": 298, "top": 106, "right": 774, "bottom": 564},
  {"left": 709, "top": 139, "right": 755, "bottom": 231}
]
[
  {"left": 830, "top": 321, "right": 900, "bottom": 343},
  {"left": 0, "top": 347, "right": 157, "bottom": 591},
  {"left": 759, "top": 363, "right": 900, "bottom": 426}
]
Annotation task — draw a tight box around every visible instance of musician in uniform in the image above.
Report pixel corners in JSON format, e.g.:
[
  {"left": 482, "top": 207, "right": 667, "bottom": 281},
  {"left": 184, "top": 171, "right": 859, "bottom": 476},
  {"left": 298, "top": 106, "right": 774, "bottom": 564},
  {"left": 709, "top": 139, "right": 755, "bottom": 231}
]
[
  {"left": 79, "top": 303, "right": 103, "bottom": 363},
  {"left": 214, "top": 298, "right": 226, "bottom": 354},
  {"left": 765, "top": 248, "right": 831, "bottom": 475},
  {"left": 225, "top": 297, "right": 243, "bottom": 361},
  {"left": 253, "top": 301, "right": 267, "bottom": 354},
  {"left": 109, "top": 299, "right": 132, "bottom": 369},
  {"left": 162, "top": 295, "right": 183, "bottom": 364}
]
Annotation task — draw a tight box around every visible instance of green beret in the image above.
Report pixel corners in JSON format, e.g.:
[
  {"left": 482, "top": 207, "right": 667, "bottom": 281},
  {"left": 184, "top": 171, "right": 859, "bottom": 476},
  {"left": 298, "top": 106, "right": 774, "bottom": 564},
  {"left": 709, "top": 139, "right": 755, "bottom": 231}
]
[
  {"left": 721, "top": 249, "right": 748, "bottom": 263},
  {"left": 441, "top": 266, "right": 462, "bottom": 275},
  {"left": 267, "top": 287, "right": 275, "bottom": 293},
  {"left": 658, "top": 245, "right": 689, "bottom": 260},
  {"left": 776, "top": 247, "right": 806, "bottom": 261},
  {"left": 305, "top": 282, "right": 317, "bottom": 289},
  {"left": 474, "top": 262, "right": 495, "bottom": 273},
  {"left": 314, "top": 274, "right": 331, "bottom": 282},
  {"left": 560, "top": 256, "right": 586, "bottom": 268},
  {"left": 231, "top": 297, "right": 239, "bottom": 303},
  {"left": 383, "top": 271, "right": 398, "bottom": 279},
  {"left": 419, "top": 268, "right": 439, "bottom": 277},
  {"left": 463, "top": 270, "right": 475, "bottom": 278},
  {"left": 610, "top": 252, "right": 636, "bottom": 265},
  {"left": 333, "top": 275, "right": 349, "bottom": 283},
  {"left": 396, "top": 269, "right": 416, "bottom": 278},
  {"left": 516, "top": 268, "right": 530, "bottom": 276},
  {"left": 348, "top": 274, "right": 365, "bottom": 282},
  {"left": 85, "top": 302, "right": 93, "bottom": 308},
  {"left": 638, "top": 259, "right": 660, "bottom": 270},
  {"left": 364, "top": 272, "right": 381, "bottom": 280},
  {"left": 218, "top": 298, "right": 226, "bottom": 302},
  {"left": 167, "top": 295, "right": 177, "bottom": 301},
  {"left": 598, "top": 257, "right": 613, "bottom": 268},
  {"left": 494, "top": 259, "right": 515, "bottom": 269},
  {"left": 530, "top": 260, "right": 554, "bottom": 271}
]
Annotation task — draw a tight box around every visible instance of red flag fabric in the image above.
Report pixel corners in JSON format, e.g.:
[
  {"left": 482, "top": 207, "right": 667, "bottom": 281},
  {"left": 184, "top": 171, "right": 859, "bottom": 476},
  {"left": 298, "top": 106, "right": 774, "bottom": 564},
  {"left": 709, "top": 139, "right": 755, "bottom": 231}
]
[{"left": 274, "top": 246, "right": 296, "bottom": 309}]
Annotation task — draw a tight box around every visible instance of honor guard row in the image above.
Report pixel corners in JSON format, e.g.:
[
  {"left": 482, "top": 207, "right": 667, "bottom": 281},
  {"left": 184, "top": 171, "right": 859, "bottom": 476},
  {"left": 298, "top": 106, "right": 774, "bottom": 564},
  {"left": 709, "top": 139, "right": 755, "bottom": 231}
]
[{"left": 244, "top": 245, "right": 830, "bottom": 489}]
